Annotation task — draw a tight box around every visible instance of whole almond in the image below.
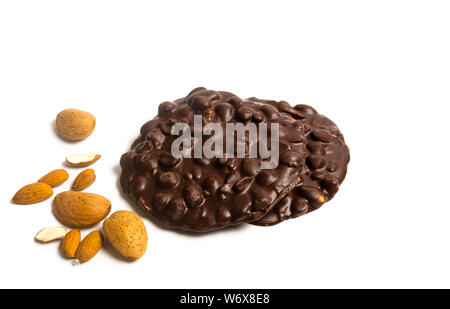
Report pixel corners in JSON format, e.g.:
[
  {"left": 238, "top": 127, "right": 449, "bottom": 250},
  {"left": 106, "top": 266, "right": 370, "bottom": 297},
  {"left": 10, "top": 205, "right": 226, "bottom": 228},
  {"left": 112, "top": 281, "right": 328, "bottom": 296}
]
[
  {"left": 62, "top": 229, "right": 81, "bottom": 258},
  {"left": 103, "top": 210, "right": 148, "bottom": 260},
  {"left": 72, "top": 169, "right": 96, "bottom": 191},
  {"left": 35, "top": 226, "right": 68, "bottom": 243},
  {"left": 52, "top": 191, "right": 111, "bottom": 228},
  {"left": 66, "top": 153, "right": 101, "bottom": 167},
  {"left": 12, "top": 183, "right": 53, "bottom": 205},
  {"left": 75, "top": 231, "right": 103, "bottom": 263},
  {"left": 56, "top": 108, "right": 96, "bottom": 141},
  {"left": 38, "top": 169, "right": 69, "bottom": 187}
]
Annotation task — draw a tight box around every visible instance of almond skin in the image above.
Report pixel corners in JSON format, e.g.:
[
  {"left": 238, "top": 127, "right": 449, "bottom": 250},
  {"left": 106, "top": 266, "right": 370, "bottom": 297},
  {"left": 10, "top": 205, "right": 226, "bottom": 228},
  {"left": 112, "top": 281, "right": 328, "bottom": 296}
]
[
  {"left": 52, "top": 191, "right": 111, "bottom": 228},
  {"left": 75, "top": 231, "right": 103, "bottom": 263},
  {"left": 72, "top": 169, "right": 96, "bottom": 191},
  {"left": 12, "top": 183, "right": 53, "bottom": 205},
  {"left": 103, "top": 210, "right": 148, "bottom": 260},
  {"left": 66, "top": 153, "right": 101, "bottom": 167},
  {"left": 56, "top": 108, "right": 96, "bottom": 141},
  {"left": 62, "top": 229, "right": 81, "bottom": 258},
  {"left": 38, "top": 169, "right": 69, "bottom": 187}
]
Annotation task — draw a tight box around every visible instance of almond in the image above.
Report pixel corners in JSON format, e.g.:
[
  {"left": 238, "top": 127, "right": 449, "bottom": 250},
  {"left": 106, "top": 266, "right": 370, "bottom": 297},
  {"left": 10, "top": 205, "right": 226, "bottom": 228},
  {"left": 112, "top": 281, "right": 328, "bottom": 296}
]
[
  {"left": 72, "top": 169, "right": 96, "bottom": 191},
  {"left": 75, "top": 231, "right": 103, "bottom": 263},
  {"left": 56, "top": 108, "right": 96, "bottom": 141},
  {"left": 35, "top": 226, "right": 68, "bottom": 243},
  {"left": 103, "top": 210, "right": 148, "bottom": 260},
  {"left": 66, "top": 153, "right": 101, "bottom": 167},
  {"left": 38, "top": 169, "right": 69, "bottom": 187},
  {"left": 62, "top": 229, "right": 81, "bottom": 258},
  {"left": 52, "top": 191, "right": 111, "bottom": 228},
  {"left": 12, "top": 183, "right": 53, "bottom": 205}
]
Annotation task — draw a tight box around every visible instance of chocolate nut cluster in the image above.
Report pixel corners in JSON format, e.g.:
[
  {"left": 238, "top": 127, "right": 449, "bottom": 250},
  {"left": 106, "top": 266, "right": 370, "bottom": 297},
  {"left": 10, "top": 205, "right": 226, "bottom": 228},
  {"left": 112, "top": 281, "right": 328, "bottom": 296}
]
[{"left": 120, "top": 88, "right": 349, "bottom": 232}]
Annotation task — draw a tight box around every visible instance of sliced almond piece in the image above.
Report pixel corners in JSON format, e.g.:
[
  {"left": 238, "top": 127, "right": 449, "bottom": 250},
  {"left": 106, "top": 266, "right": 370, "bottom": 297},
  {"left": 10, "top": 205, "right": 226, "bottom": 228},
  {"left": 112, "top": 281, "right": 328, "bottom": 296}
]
[
  {"left": 35, "top": 226, "right": 68, "bottom": 243},
  {"left": 66, "top": 153, "right": 101, "bottom": 167}
]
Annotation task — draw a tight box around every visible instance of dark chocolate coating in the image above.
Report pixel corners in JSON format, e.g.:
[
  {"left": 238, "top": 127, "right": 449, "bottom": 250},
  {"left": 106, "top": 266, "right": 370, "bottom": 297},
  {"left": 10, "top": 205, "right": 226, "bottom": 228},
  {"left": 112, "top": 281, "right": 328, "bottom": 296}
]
[
  {"left": 120, "top": 88, "right": 306, "bottom": 232},
  {"left": 251, "top": 102, "right": 350, "bottom": 226}
]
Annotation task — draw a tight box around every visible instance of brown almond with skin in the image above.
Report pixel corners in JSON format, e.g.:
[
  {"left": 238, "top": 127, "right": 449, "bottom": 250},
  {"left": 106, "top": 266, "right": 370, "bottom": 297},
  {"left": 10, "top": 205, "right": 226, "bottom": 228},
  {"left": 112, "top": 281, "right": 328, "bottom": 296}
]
[
  {"left": 56, "top": 108, "right": 96, "bottom": 141},
  {"left": 52, "top": 191, "right": 111, "bottom": 228},
  {"left": 72, "top": 169, "right": 96, "bottom": 191},
  {"left": 62, "top": 229, "right": 81, "bottom": 258},
  {"left": 103, "top": 210, "right": 148, "bottom": 260},
  {"left": 38, "top": 169, "right": 69, "bottom": 187},
  {"left": 12, "top": 183, "right": 53, "bottom": 205},
  {"left": 75, "top": 231, "right": 103, "bottom": 263}
]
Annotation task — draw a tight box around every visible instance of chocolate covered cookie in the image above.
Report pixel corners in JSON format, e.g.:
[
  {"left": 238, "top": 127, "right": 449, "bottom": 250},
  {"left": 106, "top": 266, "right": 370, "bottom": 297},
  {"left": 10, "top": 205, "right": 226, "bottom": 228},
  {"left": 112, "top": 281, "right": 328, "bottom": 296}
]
[
  {"left": 120, "top": 88, "right": 307, "bottom": 232},
  {"left": 250, "top": 102, "right": 350, "bottom": 226}
]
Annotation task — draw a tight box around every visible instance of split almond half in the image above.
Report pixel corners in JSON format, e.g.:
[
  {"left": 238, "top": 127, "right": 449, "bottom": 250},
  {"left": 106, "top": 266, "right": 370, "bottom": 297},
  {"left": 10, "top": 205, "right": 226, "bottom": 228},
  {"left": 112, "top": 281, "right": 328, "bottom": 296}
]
[
  {"left": 35, "top": 226, "right": 68, "bottom": 243},
  {"left": 66, "top": 153, "right": 101, "bottom": 167}
]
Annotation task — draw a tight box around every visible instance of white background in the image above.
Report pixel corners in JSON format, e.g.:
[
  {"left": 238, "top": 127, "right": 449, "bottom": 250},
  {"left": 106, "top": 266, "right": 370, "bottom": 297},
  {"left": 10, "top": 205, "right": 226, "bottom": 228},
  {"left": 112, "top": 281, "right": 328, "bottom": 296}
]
[{"left": 0, "top": 0, "right": 449, "bottom": 289}]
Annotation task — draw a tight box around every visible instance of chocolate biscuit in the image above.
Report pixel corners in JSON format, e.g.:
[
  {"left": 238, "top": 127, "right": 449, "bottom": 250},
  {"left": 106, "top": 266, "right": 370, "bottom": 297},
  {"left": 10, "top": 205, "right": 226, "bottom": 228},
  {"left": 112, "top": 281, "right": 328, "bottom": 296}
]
[
  {"left": 120, "top": 88, "right": 307, "bottom": 232},
  {"left": 250, "top": 102, "right": 350, "bottom": 226}
]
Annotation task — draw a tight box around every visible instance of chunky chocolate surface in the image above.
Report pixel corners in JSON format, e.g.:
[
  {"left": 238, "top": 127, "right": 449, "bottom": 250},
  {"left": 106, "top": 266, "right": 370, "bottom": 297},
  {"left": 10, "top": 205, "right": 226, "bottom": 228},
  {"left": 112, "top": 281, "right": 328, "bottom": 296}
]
[
  {"left": 120, "top": 88, "right": 306, "bottom": 232},
  {"left": 251, "top": 103, "right": 350, "bottom": 226}
]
